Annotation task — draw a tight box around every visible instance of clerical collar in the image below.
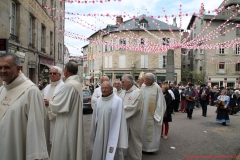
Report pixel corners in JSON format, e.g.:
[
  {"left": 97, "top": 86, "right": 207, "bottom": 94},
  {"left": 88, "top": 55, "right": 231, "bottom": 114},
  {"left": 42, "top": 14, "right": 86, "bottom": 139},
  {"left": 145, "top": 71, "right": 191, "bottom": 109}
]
[
  {"left": 102, "top": 93, "right": 114, "bottom": 101},
  {"left": 126, "top": 85, "right": 136, "bottom": 93},
  {"left": 4, "top": 72, "right": 27, "bottom": 90},
  {"left": 50, "top": 79, "right": 62, "bottom": 86}
]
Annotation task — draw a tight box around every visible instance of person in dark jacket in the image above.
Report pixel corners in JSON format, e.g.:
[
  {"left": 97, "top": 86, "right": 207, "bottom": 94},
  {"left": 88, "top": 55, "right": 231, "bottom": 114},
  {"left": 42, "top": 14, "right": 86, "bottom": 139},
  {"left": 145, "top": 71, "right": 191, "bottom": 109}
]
[
  {"left": 170, "top": 83, "right": 180, "bottom": 112},
  {"left": 161, "top": 84, "right": 173, "bottom": 140},
  {"left": 229, "top": 90, "right": 238, "bottom": 115},
  {"left": 210, "top": 86, "right": 217, "bottom": 106},
  {"left": 184, "top": 83, "right": 197, "bottom": 119},
  {"left": 199, "top": 84, "right": 210, "bottom": 117}
]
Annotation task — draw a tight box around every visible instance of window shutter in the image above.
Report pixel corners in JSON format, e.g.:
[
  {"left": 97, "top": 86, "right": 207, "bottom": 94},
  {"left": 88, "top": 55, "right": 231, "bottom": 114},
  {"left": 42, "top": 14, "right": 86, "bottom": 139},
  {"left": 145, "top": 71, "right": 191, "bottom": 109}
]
[
  {"left": 103, "top": 44, "right": 106, "bottom": 52},
  {"left": 159, "top": 38, "right": 163, "bottom": 45},
  {"left": 111, "top": 39, "right": 113, "bottom": 51},
  {"left": 109, "top": 56, "right": 112, "bottom": 68},
  {"left": 137, "top": 38, "right": 141, "bottom": 45},
  {"left": 123, "top": 55, "right": 126, "bottom": 68},
  {"left": 105, "top": 56, "right": 108, "bottom": 68},
  {"left": 159, "top": 55, "right": 163, "bottom": 68},
  {"left": 225, "top": 48, "right": 228, "bottom": 54},
  {"left": 126, "top": 38, "right": 129, "bottom": 47},
  {"left": 233, "top": 45, "right": 236, "bottom": 55},
  {"left": 116, "top": 39, "right": 119, "bottom": 50},
  {"left": 170, "top": 38, "right": 175, "bottom": 45},
  {"left": 216, "top": 48, "right": 219, "bottom": 54},
  {"left": 165, "top": 55, "right": 168, "bottom": 66},
  {"left": 145, "top": 55, "right": 148, "bottom": 68},
  {"left": 141, "top": 55, "right": 144, "bottom": 68},
  {"left": 145, "top": 38, "right": 148, "bottom": 46},
  {"left": 216, "top": 63, "right": 218, "bottom": 73}
]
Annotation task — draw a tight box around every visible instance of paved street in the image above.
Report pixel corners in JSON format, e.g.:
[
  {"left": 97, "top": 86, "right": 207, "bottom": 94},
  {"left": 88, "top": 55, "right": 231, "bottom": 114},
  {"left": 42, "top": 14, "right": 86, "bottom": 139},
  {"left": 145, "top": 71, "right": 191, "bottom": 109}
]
[{"left": 83, "top": 106, "right": 240, "bottom": 160}]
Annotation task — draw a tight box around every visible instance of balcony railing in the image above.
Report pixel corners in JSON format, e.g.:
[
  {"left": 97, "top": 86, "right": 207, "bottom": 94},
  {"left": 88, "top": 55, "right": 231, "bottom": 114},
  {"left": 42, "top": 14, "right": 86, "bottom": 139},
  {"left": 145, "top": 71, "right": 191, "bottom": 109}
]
[
  {"left": 218, "top": 69, "right": 225, "bottom": 74},
  {"left": 28, "top": 43, "right": 35, "bottom": 48},
  {"left": 41, "top": 48, "right": 46, "bottom": 53},
  {"left": 9, "top": 34, "right": 20, "bottom": 43}
]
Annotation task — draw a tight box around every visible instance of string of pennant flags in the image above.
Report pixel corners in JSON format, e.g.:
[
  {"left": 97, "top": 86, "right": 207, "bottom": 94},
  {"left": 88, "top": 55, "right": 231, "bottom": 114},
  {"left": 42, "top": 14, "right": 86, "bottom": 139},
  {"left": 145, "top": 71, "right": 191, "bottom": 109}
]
[
  {"left": 60, "top": 0, "right": 122, "bottom": 4},
  {"left": 54, "top": 0, "right": 240, "bottom": 64}
]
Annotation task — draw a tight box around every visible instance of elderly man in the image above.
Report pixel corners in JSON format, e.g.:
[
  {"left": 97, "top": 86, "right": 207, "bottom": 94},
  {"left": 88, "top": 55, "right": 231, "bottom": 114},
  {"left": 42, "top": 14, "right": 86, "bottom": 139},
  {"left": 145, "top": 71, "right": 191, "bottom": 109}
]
[
  {"left": 49, "top": 62, "right": 86, "bottom": 160},
  {"left": 90, "top": 81, "right": 128, "bottom": 160},
  {"left": 91, "top": 76, "right": 117, "bottom": 109},
  {"left": 140, "top": 73, "right": 166, "bottom": 152},
  {"left": 42, "top": 66, "right": 64, "bottom": 154},
  {"left": 121, "top": 74, "right": 142, "bottom": 160},
  {"left": 0, "top": 53, "right": 48, "bottom": 160},
  {"left": 137, "top": 71, "right": 145, "bottom": 88},
  {"left": 113, "top": 79, "right": 122, "bottom": 97}
]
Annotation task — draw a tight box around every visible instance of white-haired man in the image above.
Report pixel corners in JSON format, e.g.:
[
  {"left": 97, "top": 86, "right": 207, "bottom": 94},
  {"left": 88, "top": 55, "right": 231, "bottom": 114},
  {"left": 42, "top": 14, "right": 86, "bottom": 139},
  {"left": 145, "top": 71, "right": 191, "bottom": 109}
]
[
  {"left": 91, "top": 76, "right": 117, "bottom": 109},
  {"left": 113, "top": 79, "right": 122, "bottom": 97},
  {"left": 42, "top": 66, "right": 64, "bottom": 154},
  {"left": 140, "top": 73, "right": 166, "bottom": 152},
  {"left": 121, "top": 74, "right": 142, "bottom": 160}
]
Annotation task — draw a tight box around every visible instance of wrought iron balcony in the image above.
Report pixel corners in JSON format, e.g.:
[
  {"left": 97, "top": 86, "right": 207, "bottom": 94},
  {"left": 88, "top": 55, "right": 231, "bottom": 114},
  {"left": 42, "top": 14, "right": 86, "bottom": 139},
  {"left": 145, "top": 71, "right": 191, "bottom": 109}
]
[
  {"left": 9, "top": 34, "right": 20, "bottom": 43},
  {"left": 28, "top": 43, "right": 35, "bottom": 48},
  {"left": 41, "top": 48, "right": 46, "bottom": 53}
]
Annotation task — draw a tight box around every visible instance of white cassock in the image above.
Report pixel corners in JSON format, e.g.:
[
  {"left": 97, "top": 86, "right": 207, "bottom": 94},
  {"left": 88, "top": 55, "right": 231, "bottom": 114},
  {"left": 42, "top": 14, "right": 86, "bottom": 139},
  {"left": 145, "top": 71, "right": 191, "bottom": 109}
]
[
  {"left": 140, "top": 82, "right": 166, "bottom": 152},
  {"left": 121, "top": 85, "right": 142, "bottom": 160},
  {"left": 91, "top": 86, "right": 117, "bottom": 109},
  {"left": 42, "top": 79, "right": 64, "bottom": 154},
  {"left": 90, "top": 93, "right": 128, "bottom": 160},
  {"left": 49, "top": 75, "right": 86, "bottom": 160},
  {"left": 117, "top": 89, "right": 123, "bottom": 97},
  {"left": 0, "top": 72, "right": 48, "bottom": 160}
]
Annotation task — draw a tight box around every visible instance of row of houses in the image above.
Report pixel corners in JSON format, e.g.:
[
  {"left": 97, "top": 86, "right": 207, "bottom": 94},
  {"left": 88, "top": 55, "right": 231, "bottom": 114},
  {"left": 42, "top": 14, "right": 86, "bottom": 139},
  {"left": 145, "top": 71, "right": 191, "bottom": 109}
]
[
  {"left": 0, "top": 0, "right": 69, "bottom": 84},
  {"left": 82, "top": 0, "right": 240, "bottom": 88}
]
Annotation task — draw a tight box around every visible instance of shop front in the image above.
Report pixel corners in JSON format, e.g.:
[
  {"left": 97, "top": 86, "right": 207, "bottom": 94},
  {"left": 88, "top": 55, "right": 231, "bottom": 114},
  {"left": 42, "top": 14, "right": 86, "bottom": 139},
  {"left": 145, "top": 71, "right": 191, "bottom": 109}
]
[{"left": 39, "top": 56, "right": 54, "bottom": 84}]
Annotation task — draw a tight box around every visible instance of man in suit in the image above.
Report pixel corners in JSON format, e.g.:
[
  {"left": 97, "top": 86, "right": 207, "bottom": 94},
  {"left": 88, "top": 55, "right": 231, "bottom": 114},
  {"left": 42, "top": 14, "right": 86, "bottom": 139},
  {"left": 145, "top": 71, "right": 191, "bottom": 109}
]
[
  {"left": 199, "top": 84, "right": 210, "bottom": 117},
  {"left": 170, "top": 83, "right": 180, "bottom": 113}
]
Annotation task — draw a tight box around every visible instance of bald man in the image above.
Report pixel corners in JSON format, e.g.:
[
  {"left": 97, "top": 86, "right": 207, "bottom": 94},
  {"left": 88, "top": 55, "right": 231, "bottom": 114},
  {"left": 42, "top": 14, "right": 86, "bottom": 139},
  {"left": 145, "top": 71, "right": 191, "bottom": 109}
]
[{"left": 91, "top": 76, "right": 117, "bottom": 109}]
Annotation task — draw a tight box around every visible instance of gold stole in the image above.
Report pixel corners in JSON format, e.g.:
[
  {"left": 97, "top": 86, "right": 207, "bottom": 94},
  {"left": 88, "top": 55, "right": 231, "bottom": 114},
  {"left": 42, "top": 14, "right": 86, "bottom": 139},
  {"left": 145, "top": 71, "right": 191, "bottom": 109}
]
[
  {"left": 142, "top": 84, "right": 158, "bottom": 141},
  {"left": 0, "top": 80, "right": 35, "bottom": 120}
]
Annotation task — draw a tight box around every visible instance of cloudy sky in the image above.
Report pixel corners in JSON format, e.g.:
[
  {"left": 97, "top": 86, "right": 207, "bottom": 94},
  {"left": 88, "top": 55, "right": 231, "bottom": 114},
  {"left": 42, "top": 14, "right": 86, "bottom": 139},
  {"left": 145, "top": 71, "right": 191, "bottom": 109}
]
[{"left": 64, "top": 0, "right": 223, "bottom": 56}]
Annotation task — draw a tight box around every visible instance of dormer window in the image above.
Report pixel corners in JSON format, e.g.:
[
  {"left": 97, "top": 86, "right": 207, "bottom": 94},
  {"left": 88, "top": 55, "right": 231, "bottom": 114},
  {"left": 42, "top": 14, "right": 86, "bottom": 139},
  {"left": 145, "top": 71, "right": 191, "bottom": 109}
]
[{"left": 141, "top": 23, "right": 147, "bottom": 28}]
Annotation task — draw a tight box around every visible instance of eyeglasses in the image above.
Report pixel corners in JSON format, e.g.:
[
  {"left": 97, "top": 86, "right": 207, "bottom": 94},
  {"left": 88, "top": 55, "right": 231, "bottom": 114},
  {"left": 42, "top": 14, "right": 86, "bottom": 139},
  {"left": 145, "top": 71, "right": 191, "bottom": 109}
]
[{"left": 49, "top": 72, "right": 58, "bottom": 75}]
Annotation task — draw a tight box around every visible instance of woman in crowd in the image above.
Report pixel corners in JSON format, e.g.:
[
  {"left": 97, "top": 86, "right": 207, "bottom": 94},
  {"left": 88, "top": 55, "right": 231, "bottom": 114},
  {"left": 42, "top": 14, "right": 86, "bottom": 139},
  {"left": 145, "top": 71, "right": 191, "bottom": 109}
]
[
  {"left": 216, "top": 89, "right": 230, "bottom": 126},
  {"left": 161, "top": 84, "right": 173, "bottom": 140},
  {"left": 180, "top": 87, "right": 186, "bottom": 113}
]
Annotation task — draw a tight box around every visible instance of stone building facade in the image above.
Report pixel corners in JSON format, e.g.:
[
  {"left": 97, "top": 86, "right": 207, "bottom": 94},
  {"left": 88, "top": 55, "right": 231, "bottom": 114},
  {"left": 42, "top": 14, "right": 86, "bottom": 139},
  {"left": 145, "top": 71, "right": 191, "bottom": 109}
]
[
  {"left": 187, "top": 0, "right": 240, "bottom": 88},
  {"left": 0, "top": 0, "right": 65, "bottom": 84},
  {"left": 82, "top": 15, "right": 182, "bottom": 84}
]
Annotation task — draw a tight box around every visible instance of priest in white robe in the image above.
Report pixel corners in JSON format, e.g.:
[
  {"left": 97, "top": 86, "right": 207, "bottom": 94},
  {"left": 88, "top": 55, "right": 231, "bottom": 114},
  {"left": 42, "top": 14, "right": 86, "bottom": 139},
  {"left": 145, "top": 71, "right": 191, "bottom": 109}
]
[
  {"left": 90, "top": 81, "right": 128, "bottom": 160},
  {"left": 0, "top": 53, "right": 48, "bottom": 160},
  {"left": 140, "top": 73, "right": 166, "bottom": 152},
  {"left": 42, "top": 66, "right": 64, "bottom": 154},
  {"left": 49, "top": 62, "right": 86, "bottom": 160},
  {"left": 113, "top": 79, "right": 123, "bottom": 97},
  {"left": 91, "top": 76, "right": 117, "bottom": 109},
  {"left": 121, "top": 74, "right": 143, "bottom": 160}
]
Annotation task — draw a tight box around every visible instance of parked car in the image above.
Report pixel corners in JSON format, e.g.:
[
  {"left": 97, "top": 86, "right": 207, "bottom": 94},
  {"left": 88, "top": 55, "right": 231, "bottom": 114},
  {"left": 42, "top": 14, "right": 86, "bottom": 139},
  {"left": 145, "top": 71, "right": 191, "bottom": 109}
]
[{"left": 83, "top": 89, "right": 92, "bottom": 112}]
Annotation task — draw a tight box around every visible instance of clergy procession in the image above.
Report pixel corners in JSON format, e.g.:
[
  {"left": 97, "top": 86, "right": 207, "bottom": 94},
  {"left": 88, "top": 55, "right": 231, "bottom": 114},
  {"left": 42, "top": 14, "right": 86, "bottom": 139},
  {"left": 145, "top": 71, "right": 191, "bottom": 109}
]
[{"left": 1, "top": 52, "right": 239, "bottom": 160}]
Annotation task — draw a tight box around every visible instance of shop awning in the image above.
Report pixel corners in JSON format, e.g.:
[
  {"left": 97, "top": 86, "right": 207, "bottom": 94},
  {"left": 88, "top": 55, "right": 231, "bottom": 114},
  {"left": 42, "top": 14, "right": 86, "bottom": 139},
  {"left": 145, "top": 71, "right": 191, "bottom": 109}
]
[
  {"left": 115, "top": 73, "right": 124, "bottom": 76},
  {"left": 104, "top": 73, "right": 112, "bottom": 76}
]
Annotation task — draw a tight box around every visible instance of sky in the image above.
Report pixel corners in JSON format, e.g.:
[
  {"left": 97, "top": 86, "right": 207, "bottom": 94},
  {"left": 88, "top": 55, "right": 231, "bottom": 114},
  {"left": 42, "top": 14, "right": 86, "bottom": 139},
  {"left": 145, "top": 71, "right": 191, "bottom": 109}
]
[{"left": 64, "top": 0, "right": 223, "bottom": 56}]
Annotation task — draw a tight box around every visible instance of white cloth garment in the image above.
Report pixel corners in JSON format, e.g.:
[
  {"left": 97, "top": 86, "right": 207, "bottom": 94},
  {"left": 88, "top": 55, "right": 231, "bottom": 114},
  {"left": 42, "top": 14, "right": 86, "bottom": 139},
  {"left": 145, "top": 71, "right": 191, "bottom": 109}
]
[
  {"left": 121, "top": 85, "right": 143, "bottom": 160},
  {"left": 42, "top": 79, "right": 64, "bottom": 154},
  {"left": 49, "top": 75, "right": 86, "bottom": 160},
  {"left": 0, "top": 73, "right": 49, "bottom": 160},
  {"left": 168, "top": 89, "right": 175, "bottom": 100},
  {"left": 90, "top": 93, "right": 128, "bottom": 160},
  {"left": 141, "top": 82, "right": 166, "bottom": 152},
  {"left": 91, "top": 86, "right": 117, "bottom": 109}
]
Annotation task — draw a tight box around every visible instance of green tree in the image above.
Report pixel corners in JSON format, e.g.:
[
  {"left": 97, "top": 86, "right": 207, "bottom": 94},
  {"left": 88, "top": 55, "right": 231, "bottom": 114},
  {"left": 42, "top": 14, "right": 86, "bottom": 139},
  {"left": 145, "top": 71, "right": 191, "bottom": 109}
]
[{"left": 191, "top": 71, "right": 206, "bottom": 85}]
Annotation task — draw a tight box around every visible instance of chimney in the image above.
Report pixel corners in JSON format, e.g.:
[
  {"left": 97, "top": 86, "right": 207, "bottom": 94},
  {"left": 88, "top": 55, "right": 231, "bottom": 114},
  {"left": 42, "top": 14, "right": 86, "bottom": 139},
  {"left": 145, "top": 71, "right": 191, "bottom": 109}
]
[
  {"left": 183, "top": 31, "right": 189, "bottom": 39},
  {"left": 116, "top": 16, "right": 123, "bottom": 25}
]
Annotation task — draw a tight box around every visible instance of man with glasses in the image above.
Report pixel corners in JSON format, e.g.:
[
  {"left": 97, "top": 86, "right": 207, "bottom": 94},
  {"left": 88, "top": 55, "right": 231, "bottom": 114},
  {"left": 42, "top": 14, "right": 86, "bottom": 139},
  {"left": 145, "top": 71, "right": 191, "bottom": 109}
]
[{"left": 42, "top": 66, "right": 64, "bottom": 155}]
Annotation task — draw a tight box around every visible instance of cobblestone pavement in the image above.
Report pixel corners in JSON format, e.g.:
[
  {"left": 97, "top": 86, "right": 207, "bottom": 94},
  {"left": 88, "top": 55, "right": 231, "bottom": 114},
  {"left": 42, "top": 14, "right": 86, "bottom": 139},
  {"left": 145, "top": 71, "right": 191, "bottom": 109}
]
[{"left": 83, "top": 106, "right": 240, "bottom": 160}]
